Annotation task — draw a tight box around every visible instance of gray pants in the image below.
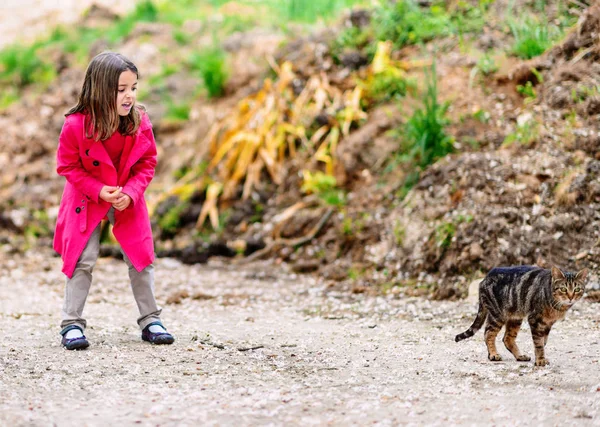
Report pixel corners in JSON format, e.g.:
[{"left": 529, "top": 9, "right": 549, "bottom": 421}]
[{"left": 61, "top": 208, "right": 162, "bottom": 332}]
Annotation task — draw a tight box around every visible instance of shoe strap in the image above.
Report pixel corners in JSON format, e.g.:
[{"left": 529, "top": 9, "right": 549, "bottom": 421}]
[
  {"left": 145, "top": 321, "right": 166, "bottom": 330},
  {"left": 60, "top": 325, "right": 84, "bottom": 336}
]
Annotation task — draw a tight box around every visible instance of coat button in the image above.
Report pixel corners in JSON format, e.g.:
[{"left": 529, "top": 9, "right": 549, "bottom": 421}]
[
  {"left": 93, "top": 160, "right": 100, "bottom": 166},
  {"left": 75, "top": 207, "right": 81, "bottom": 214}
]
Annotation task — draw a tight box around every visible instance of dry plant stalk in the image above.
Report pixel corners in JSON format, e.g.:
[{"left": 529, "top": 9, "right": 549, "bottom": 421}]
[{"left": 192, "top": 60, "right": 367, "bottom": 229}]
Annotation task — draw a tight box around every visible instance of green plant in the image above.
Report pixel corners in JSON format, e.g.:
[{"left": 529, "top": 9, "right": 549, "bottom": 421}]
[
  {"left": 188, "top": 47, "right": 228, "bottom": 98},
  {"left": 472, "top": 108, "right": 490, "bottom": 123},
  {"left": 278, "top": 0, "right": 362, "bottom": 23},
  {"left": 0, "top": 88, "right": 18, "bottom": 110},
  {"left": 104, "top": 0, "right": 159, "bottom": 43},
  {"left": 341, "top": 213, "right": 364, "bottom": 237},
  {"left": 517, "top": 81, "right": 537, "bottom": 103},
  {"left": 347, "top": 267, "right": 363, "bottom": 280},
  {"left": 320, "top": 190, "right": 346, "bottom": 207},
  {"left": 468, "top": 54, "right": 498, "bottom": 88},
  {"left": 374, "top": 0, "right": 452, "bottom": 48},
  {"left": 476, "top": 54, "right": 498, "bottom": 76},
  {"left": 301, "top": 170, "right": 346, "bottom": 206},
  {"left": 403, "top": 63, "right": 454, "bottom": 169},
  {"left": 450, "top": 0, "right": 490, "bottom": 47},
  {"left": 365, "top": 70, "right": 414, "bottom": 103},
  {"left": 158, "top": 203, "right": 188, "bottom": 236},
  {"left": 165, "top": 99, "right": 191, "bottom": 122},
  {"left": 508, "top": 16, "right": 560, "bottom": 59},
  {"left": 335, "top": 26, "right": 372, "bottom": 51},
  {"left": 571, "top": 85, "right": 600, "bottom": 104},
  {"left": 435, "top": 221, "right": 456, "bottom": 248},
  {"left": 301, "top": 170, "right": 336, "bottom": 194},
  {"left": 503, "top": 117, "right": 540, "bottom": 147},
  {"left": 342, "top": 216, "right": 354, "bottom": 236},
  {"left": 393, "top": 221, "right": 406, "bottom": 246},
  {"left": 0, "top": 44, "right": 55, "bottom": 87},
  {"left": 396, "top": 170, "right": 420, "bottom": 200},
  {"left": 173, "top": 29, "right": 191, "bottom": 45}
]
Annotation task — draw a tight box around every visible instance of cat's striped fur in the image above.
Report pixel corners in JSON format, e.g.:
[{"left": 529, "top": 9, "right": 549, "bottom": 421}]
[{"left": 455, "top": 265, "right": 588, "bottom": 366}]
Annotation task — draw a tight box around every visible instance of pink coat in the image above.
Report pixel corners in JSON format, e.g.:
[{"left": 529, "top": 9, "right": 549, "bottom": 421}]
[{"left": 53, "top": 111, "right": 157, "bottom": 278}]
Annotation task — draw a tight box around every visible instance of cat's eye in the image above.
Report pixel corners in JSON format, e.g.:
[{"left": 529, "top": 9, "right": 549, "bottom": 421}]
[
  {"left": 574, "top": 287, "right": 582, "bottom": 293},
  {"left": 560, "top": 287, "right": 567, "bottom": 293}
]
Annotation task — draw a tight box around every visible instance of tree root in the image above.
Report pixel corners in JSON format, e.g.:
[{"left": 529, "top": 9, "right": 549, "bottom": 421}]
[{"left": 238, "top": 207, "right": 334, "bottom": 263}]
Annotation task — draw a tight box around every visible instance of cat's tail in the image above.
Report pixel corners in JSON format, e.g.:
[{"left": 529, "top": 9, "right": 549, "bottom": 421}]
[{"left": 455, "top": 301, "right": 487, "bottom": 342}]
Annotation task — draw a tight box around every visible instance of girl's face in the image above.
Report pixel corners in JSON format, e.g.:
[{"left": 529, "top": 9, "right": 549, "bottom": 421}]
[{"left": 116, "top": 70, "right": 137, "bottom": 116}]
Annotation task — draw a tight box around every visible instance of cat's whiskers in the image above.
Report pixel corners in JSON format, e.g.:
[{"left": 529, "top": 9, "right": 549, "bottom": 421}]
[{"left": 551, "top": 298, "right": 570, "bottom": 312}]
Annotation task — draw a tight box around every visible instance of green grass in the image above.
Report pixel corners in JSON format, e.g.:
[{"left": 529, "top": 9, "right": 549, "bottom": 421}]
[
  {"left": 98, "top": 0, "right": 160, "bottom": 44},
  {"left": 165, "top": 100, "right": 191, "bottom": 122},
  {"left": 273, "top": 0, "right": 364, "bottom": 23},
  {"left": 154, "top": 0, "right": 206, "bottom": 26},
  {"left": 508, "top": 16, "right": 561, "bottom": 59},
  {"left": 158, "top": 202, "right": 188, "bottom": 237},
  {"left": 503, "top": 117, "right": 539, "bottom": 147},
  {"left": 449, "top": 0, "right": 490, "bottom": 35},
  {"left": 188, "top": 47, "right": 228, "bottom": 98},
  {"left": 301, "top": 170, "right": 346, "bottom": 206},
  {"left": 403, "top": 63, "right": 453, "bottom": 169},
  {"left": 435, "top": 221, "right": 456, "bottom": 249},
  {"left": 366, "top": 70, "right": 414, "bottom": 103},
  {"left": 0, "top": 44, "right": 55, "bottom": 87},
  {"left": 374, "top": 0, "right": 452, "bottom": 48}
]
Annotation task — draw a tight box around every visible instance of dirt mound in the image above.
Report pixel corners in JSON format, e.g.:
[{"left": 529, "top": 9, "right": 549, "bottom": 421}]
[
  {"left": 384, "top": 145, "right": 600, "bottom": 298},
  {"left": 509, "top": 5, "right": 600, "bottom": 118}
]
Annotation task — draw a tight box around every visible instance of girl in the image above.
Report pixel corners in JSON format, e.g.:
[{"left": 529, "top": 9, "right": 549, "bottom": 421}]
[{"left": 53, "top": 52, "right": 174, "bottom": 350}]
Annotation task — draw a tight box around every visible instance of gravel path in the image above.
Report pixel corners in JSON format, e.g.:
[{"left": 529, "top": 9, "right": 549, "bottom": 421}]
[{"left": 1, "top": 249, "right": 599, "bottom": 426}]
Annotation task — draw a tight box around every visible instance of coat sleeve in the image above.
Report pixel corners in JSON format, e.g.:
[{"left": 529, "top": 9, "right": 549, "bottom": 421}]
[
  {"left": 56, "top": 119, "right": 105, "bottom": 203},
  {"left": 122, "top": 126, "right": 157, "bottom": 206}
]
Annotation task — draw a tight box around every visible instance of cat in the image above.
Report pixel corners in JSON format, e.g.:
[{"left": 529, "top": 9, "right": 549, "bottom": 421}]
[{"left": 455, "top": 265, "right": 588, "bottom": 366}]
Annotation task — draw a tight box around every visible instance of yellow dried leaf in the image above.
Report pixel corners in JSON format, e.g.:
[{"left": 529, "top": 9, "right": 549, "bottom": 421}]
[
  {"left": 230, "top": 134, "right": 261, "bottom": 183},
  {"left": 209, "top": 131, "right": 254, "bottom": 170}
]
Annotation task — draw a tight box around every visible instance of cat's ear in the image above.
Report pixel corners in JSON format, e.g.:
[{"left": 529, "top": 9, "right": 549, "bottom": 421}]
[
  {"left": 551, "top": 265, "right": 565, "bottom": 280},
  {"left": 575, "top": 268, "right": 589, "bottom": 282}
]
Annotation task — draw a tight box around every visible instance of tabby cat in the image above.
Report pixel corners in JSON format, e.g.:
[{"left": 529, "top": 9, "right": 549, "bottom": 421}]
[{"left": 455, "top": 265, "right": 588, "bottom": 366}]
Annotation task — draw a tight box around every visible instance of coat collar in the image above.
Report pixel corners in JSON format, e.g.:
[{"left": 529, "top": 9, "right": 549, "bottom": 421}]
[
  {"left": 72, "top": 111, "right": 152, "bottom": 168},
  {"left": 70, "top": 110, "right": 151, "bottom": 141}
]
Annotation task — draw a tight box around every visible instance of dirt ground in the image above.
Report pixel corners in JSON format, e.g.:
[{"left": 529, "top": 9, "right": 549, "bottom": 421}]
[{"left": 1, "top": 249, "right": 599, "bottom": 426}]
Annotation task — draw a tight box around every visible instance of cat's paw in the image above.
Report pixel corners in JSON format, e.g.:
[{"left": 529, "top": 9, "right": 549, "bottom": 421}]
[
  {"left": 535, "top": 358, "right": 549, "bottom": 367},
  {"left": 516, "top": 354, "right": 531, "bottom": 362},
  {"left": 488, "top": 354, "right": 502, "bottom": 361}
]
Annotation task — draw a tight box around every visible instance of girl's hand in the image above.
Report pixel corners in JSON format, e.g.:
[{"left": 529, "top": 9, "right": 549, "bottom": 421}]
[
  {"left": 100, "top": 186, "right": 122, "bottom": 203},
  {"left": 112, "top": 193, "right": 132, "bottom": 211}
]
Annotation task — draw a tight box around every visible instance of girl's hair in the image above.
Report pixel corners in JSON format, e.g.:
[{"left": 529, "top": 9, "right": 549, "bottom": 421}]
[{"left": 66, "top": 51, "right": 145, "bottom": 141}]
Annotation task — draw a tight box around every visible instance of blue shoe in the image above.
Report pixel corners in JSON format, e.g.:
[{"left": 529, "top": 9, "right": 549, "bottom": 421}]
[
  {"left": 141, "top": 321, "right": 174, "bottom": 345},
  {"left": 60, "top": 325, "right": 90, "bottom": 350}
]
